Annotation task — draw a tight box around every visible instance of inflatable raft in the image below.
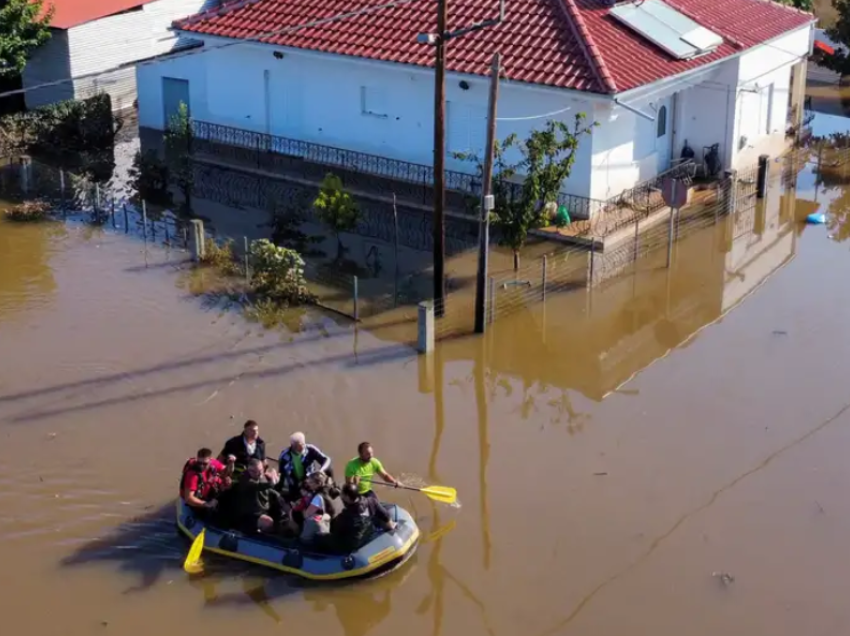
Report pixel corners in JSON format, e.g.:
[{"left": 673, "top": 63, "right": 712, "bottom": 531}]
[{"left": 175, "top": 499, "right": 420, "bottom": 580}]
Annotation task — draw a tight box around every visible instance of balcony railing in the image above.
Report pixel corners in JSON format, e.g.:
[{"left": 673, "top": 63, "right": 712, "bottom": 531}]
[{"left": 189, "top": 120, "right": 606, "bottom": 219}]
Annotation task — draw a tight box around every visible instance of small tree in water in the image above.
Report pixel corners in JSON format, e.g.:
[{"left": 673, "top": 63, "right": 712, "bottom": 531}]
[
  {"left": 313, "top": 173, "right": 359, "bottom": 261},
  {"left": 455, "top": 115, "right": 595, "bottom": 269},
  {"left": 165, "top": 102, "right": 194, "bottom": 215}
]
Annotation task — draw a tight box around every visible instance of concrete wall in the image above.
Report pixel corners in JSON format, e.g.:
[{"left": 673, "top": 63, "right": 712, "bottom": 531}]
[{"left": 136, "top": 39, "right": 596, "bottom": 198}]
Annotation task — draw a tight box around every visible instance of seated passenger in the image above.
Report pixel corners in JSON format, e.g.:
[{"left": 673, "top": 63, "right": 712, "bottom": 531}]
[
  {"left": 330, "top": 484, "right": 395, "bottom": 553},
  {"left": 180, "top": 448, "right": 233, "bottom": 518},
  {"left": 291, "top": 472, "right": 335, "bottom": 544},
  {"left": 278, "top": 432, "right": 333, "bottom": 498},
  {"left": 225, "top": 458, "right": 285, "bottom": 535},
  {"left": 218, "top": 420, "right": 266, "bottom": 474}
]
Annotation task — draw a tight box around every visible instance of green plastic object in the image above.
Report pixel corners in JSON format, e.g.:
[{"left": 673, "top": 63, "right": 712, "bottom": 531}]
[{"left": 555, "top": 205, "right": 571, "bottom": 227}]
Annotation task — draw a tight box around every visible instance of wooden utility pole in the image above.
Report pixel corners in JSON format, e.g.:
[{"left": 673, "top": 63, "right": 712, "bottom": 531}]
[
  {"left": 474, "top": 52, "right": 501, "bottom": 334},
  {"left": 433, "top": 0, "right": 448, "bottom": 317},
  {"left": 425, "top": 0, "right": 504, "bottom": 320}
]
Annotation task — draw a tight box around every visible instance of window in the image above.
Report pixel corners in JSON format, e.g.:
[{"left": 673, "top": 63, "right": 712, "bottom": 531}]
[
  {"left": 657, "top": 105, "right": 667, "bottom": 138},
  {"left": 360, "top": 86, "right": 388, "bottom": 118}
]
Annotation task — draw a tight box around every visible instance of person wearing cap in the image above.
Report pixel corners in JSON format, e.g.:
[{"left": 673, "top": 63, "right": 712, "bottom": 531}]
[{"left": 277, "top": 432, "right": 333, "bottom": 499}]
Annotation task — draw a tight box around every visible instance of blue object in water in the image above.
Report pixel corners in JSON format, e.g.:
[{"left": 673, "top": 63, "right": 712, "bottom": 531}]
[{"left": 806, "top": 213, "right": 827, "bottom": 225}]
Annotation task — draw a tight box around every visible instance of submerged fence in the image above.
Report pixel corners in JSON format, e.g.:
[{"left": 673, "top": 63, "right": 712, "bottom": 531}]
[{"left": 0, "top": 153, "right": 768, "bottom": 338}]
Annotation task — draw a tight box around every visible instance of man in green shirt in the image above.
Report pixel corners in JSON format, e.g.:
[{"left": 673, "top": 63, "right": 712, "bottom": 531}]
[{"left": 344, "top": 441, "right": 400, "bottom": 500}]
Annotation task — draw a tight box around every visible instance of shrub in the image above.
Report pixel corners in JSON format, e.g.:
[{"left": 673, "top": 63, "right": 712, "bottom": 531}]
[
  {"left": 249, "top": 239, "right": 315, "bottom": 305},
  {"left": 4, "top": 199, "right": 52, "bottom": 222},
  {"left": 200, "top": 238, "right": 240, "bottom": 275}
]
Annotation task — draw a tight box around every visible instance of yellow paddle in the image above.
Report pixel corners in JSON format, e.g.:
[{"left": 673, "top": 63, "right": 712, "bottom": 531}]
[
  {"left": 183, "top": 528, "right": 206, "bottom": 575},
  {"left": 371, "top": 481, "right": 457, "bottom": 505}
]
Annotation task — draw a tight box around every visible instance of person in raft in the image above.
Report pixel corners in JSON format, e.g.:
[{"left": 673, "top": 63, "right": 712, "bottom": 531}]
[
  {"left": 344, "top": 441, "right": 401, "bottom": 501},
  {"left": 278, "top": 431, "right": 334, "bottom": 498},
  {"left": 180, "top": 447, "right": 234, "bottom": 518},
  {"left": 218, "top": 419, "right": 266, "bottom": 473}
]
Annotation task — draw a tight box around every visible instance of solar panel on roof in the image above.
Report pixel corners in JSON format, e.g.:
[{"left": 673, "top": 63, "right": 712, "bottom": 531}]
[
  {"left": 681, "top": 27, "right": 724, "bottom": 52},
  {"left": 609, "top": 0, "right": 723, "bottom": 60}
]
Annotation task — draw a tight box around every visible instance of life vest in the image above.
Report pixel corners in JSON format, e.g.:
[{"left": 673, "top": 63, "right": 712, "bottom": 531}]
[{"left": 179, "top": 458, "right": 219, "bottom": 501}]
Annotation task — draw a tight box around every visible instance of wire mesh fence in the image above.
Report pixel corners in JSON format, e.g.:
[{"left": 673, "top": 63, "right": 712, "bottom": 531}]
[{"left": 1, "top": 152, "right": 768, "bottom": 337}]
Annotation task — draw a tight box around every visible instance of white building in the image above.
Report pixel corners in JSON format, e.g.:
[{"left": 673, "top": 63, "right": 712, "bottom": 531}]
[
  {"left": 23, "top": 0, "right": 218, "bottom": 112},
  {"left": 136, "top": 0, "right": 815, "bottom": 214}
]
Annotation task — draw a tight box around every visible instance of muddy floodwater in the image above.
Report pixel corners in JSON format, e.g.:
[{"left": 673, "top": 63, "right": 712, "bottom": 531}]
[{"left": 3, "top": 124, "right": 850, "bottom": 636}]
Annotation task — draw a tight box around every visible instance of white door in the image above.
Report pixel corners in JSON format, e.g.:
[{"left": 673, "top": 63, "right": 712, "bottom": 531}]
[
  {"left": 655, "top": 96, "right": 673, "bottom": 171},
  {"left": 267, "top": 69, "right": 303, "bottom": 139}
]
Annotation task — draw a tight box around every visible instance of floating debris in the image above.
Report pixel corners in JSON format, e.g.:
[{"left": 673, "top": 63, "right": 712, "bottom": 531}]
[{"left": 712, "top": 571, "right": 735, "bottom": 586}]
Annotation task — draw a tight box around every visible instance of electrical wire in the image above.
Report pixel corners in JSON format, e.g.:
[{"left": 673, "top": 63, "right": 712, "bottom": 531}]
[{"left": 0, "top": 0, "right": 428, "bottom": 100}]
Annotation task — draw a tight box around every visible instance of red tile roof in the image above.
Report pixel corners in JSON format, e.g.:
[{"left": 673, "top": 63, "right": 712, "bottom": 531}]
[
  {"left": 42, "top": 0, "right": 153, "bottom": 30},
  {"left": 175, "top": 0, "right": 814, "bottom": 94}
]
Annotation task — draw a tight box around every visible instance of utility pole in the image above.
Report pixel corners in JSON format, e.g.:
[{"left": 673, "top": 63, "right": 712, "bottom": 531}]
[
  {"left": 474, "top": 52, "right": 501, "bottom": 334},
  {"left": 433, "top": 0, "right": 448, "bottom": 317},
  {"left": 418, "top": 0, "right": 505, "bottom": 320}
]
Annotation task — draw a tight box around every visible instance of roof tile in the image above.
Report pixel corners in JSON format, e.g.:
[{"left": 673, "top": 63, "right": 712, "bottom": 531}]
[{"left": 175, "top": 0, "right": 814, "bottom": 94}]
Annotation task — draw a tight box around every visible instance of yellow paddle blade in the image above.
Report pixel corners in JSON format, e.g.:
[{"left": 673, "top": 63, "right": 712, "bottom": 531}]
[
  {"left": 183, "top": 528, "right": 205, "bottom": 574},
  {"left": 421, "top": 485, "right": 457, "bottom": 505}
]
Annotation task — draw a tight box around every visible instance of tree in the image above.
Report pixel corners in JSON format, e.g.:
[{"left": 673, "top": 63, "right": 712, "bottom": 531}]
[
  {"left": 0, "top": 0, "right": 53, "bottom": 78},
  {"left": 165, "top": 102, "right": 194, "bottom": 214},
  {"left": 777, "top": 0, "right": 813, "bottom": 10},
  {"left": 312, "top": 173, "right": 359, "bottom": 261},
  {"left": 816, "top": 0, "right": 850, "bottom": 76},
  {"left": 456, "top": 114, "right": 595, "bottom": 269}
]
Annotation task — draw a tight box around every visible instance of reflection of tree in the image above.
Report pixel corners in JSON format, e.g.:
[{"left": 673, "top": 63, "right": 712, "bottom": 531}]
[
  {"left": 826, "top": 182, "right": 850, "bottom": 243},
  {"left": 0, "top": 218, "right": 61, "bottom": 320}
]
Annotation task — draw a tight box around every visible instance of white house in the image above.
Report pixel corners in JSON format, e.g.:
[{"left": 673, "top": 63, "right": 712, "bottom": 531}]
[
  {"left": 22, "top": 0, "right": 219, "bottom": 112},
  {"left": 135, "top": 0, "right": 815, "bottom": 214}
]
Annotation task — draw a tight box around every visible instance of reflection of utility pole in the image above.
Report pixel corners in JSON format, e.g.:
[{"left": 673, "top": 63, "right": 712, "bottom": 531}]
[
  {"left": 417, "top": 0, "right": 506, "bottom": 317},
  {"left": 473, "top": 337, "right": 492, "bottom": 570},
  {"left": 474, "top": 52, "right": 501, "bottom": 334},
  {"left": 429, "top": 344, "right": 446, "bottom": 480}
]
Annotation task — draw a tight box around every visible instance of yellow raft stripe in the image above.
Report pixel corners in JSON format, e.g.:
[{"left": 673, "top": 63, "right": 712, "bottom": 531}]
[
  {"left": 175, "top": 501, "right": 419, "bottom": 581},
  {"left": 368, "top": 546, "right": 396, "bottom": 564}
]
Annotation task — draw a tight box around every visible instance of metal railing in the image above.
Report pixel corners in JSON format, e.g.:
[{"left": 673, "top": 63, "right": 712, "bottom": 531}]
[{"left": 189, "top": 120, "right": 605, "bottom": 218}]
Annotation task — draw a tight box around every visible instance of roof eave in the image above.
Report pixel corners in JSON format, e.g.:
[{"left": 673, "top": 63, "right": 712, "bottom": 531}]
[{"left": 175, "top": 31, "right": 620, "bottom": 102}]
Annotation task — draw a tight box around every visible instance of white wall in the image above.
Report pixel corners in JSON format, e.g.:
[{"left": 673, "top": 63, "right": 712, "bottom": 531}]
[
  {"left": 676, "top": 61, "right": 738, "bottom": 170},
  {"left": 60, "top": 0, "right": 216, "bottom": 110},
  {"left": 137, "top": 49, "right": 208, "bottom": 125},
  {"left": 22, "top": 30, "right": 74, "bottom": 109},
  {"left": 136, "top": 40, "right": 596, "bottom": 198},
  {"left": 730, "top": 25, "right": 812, "bottom": 165}
]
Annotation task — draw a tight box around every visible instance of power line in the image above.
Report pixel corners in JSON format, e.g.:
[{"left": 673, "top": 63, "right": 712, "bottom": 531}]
[{"left": 0, "top": 0, "right": 427, "bottom": 101}]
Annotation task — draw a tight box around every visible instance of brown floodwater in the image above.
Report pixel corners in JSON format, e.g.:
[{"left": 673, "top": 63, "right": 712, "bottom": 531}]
[{"left": 2, "top": 114, "right": 850, "bottom": 636}]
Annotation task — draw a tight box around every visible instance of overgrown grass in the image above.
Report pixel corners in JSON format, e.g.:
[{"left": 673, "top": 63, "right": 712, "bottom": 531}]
[
  {"left": 3, "top": 200, "right": 53, "bottom": 223},
  {"left": 199, "top": 238, "right": 242, "bottom": 276}
]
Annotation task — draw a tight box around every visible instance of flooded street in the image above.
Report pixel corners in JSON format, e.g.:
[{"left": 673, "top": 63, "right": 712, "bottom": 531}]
[{"left": 3, "top": 118, "right": 850, "bottom": 636}]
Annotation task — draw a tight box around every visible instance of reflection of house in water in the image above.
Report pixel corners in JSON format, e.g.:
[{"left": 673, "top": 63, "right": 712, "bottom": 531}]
[{"left": 462, "top": 182, "right": 799, "bottom": 402}]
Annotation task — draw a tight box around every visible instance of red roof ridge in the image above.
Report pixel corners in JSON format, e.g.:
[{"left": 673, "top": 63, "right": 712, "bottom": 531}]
[
  {"left": 560, "top": 0, "right": 617, "bottom": 93},
  {"left": 175, "top": 0, "right": 262, "bottom": 29}
]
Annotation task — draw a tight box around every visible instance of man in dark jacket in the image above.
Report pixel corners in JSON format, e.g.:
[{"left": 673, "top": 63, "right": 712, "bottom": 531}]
[
  {"left": 329, "top": 484, "right": 395, "bottom": 553},
  {"left": 278, "top": 431, "right": 333, "bottom": 497},
  {"left": 222, "top": 458, "right": 285, "bottom": 534},
  {"left": 218, "top": 420, "right": 266, "bottom": 473}
]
